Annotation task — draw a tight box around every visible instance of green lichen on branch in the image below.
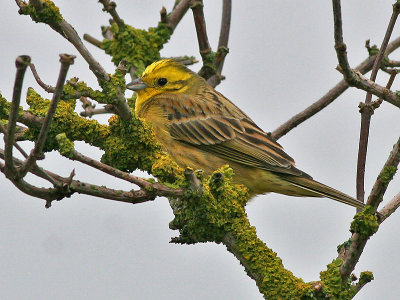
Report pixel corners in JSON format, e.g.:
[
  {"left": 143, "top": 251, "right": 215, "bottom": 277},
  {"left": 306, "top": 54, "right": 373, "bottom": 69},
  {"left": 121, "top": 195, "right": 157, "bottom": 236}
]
[
  {"left": 365, "top": 40, "right": 379, "bottom": 57},
  {"left": 378, "top": 165, "right": 397, "bottom": 187},
  {"left": 101, "top": 110, "right": 162, "bottom": 173},
  {"left": 319, "top": 259, "right": 356, "bottom": 299},
  {"left": 19, "top": 0, "right": 63, "bottom": 25},
  {"left": 56, "top": 133, "right": 74, "bottom": 158},
  {"left": 169, "top": 165, "right": 319, "bottom": 299},
  {"left": 198, "top": 51, "right": 217, "bottom": 79},
  {"left": 151, "top": 153, "right": 185, "bottom": 187},
  {"left": 22, "top": 88, "right": 162, "bottom": 174},
  {"left": 101, "top": 22, "right": 171, "bottom": 75},
  {"left": 350, "top": 206, "right": 379, "bottom": 239},
  {"left": 359, "top": 271, "right": 374, "bottom": 286},
  {"left": 23, "top": 88, "right": 109, "bottom": 150},
  {"left": 0, "top": 92, "right": 24, "bottom": 121},
  {"left": 63, "top": 71, "right": 126, "bottom": 106}
]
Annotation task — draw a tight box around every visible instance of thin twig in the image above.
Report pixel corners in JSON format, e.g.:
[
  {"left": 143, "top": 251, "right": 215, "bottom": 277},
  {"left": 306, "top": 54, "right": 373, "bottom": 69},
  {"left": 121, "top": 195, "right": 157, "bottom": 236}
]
[
  {"left": 19, "top": 54, "right": 75, "bottom": 178},
  {"left": 215, "top": 0, "right": 231, "bottom": 74},
  {"left": 98, "top": 0, "right": 125, "bottom": 29},
  {"left": 332, "top": 1, "right": 400, "bottom": 110},
  {"left": 356, "top": 1, "right": 400, "bottom": 203},
  {"left": 332, "top": 0, "right": 353, "bottom": 79},
  {"left": 112, "top": 60, "right": 131, "bottom": 120},
  {"left": 271, "top": 33, "right": 400, "bottom": 140},
  {"left": 207, "top": 0, "right": 231, "bottom": 88},
  {"left": 29, "top": 63, "right": 55, "bottom": 93},
  {"left": 271, "top": 56, "right": 375, "bottom": 140},
  {"left": 15, "top": 0, "right": 134, "bottom": 120},
  {"left": 4, "top": 55, "right": 31, "bottom": 179},
  {"left": 83, "top": 34, "right": 103, "bottom": 49}
]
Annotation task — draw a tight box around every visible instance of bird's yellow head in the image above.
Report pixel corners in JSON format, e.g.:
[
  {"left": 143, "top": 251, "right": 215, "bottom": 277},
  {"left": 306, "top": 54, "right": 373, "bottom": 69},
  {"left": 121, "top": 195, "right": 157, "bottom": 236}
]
[{"left": 127, "top": 59, "right": 205, "bottom": 114}]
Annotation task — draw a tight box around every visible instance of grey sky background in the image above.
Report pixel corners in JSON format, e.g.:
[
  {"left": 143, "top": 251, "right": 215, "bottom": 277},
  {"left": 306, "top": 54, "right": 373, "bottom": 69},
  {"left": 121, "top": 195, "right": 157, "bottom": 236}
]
[{"left": 1, "top": 1, "right": 400, "bottom": 299}]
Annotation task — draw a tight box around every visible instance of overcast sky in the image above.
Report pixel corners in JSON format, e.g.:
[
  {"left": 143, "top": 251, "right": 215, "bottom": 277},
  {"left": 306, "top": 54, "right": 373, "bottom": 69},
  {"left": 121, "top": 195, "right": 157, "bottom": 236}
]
[{"left": 1, "top": 1, "right": 400, "bottom": 299}]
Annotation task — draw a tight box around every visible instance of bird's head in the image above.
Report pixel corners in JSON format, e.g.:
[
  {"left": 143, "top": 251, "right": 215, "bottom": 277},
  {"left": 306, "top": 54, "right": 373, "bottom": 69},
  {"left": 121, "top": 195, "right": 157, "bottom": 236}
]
[{"left": 127, "top": 59, "right": 204, "bottom": 112}]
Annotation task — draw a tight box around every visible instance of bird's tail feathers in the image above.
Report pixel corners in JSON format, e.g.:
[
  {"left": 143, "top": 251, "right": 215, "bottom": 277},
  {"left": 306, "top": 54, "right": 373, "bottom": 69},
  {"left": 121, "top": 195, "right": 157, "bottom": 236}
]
[{"left": 282, "top": 176, "right": 365, "bottom": 209}]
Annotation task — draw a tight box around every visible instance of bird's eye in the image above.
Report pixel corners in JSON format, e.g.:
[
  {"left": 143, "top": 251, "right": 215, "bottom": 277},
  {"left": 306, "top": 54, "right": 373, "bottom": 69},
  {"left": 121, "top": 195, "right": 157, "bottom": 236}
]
[{"left": 157, "top": 78, "right": 168, "bottom": 86}]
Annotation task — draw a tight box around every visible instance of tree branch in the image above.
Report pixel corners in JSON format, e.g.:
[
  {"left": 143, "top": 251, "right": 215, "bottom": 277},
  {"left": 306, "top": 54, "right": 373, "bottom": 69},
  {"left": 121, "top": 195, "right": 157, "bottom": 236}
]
[
  {"left": 16, "top": 0, "right": 132, "bottom": 121},
  {"left": 167, "top": 0, "right": 191, "bottom": 31},
  {"left": 332, "top": 0, "right": 400, "bottom": 111},
  {"left": 98, "top": 0, "right": 125, "bottom": 29},
  {"left": 379, "top": 192, "right": 400, "bottom": 222},
  {"left": 29, "top": 62, "right": 55, "bottom": 93},
  {"left": 339, "top": 136, "right": 400, "bottom": 281},
  {"left": 18, "top": 54, "right": 75, "bottom": 178},
  {"left": 4, "top": 55, "right": 31, "bottom": 179},
  {"left": 356, "top": 0, "right": 400, "bottom": 203},
  {"left": 207, "top": 0, "right": 231, "bottom": 88},
  {"left": 190, "top": 1, "right": 212, "bottom": 62}
]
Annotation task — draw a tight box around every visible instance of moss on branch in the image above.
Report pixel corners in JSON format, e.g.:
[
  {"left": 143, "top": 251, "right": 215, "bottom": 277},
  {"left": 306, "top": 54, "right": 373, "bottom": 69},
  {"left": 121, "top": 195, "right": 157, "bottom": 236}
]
[{"left": 102, "top": 22, "right": 171, "bottom": 76}]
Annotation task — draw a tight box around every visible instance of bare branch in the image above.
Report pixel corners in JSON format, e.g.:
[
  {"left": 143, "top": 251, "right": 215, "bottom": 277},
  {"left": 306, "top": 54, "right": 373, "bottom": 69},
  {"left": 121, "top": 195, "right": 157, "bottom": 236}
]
[
  {"left": 367, "top": 136, "right": 400, "bottom": 210},
  {"left": 271, "top": 56, "right": 375, "bottom": 140},
  {"left": 379, "top": 192, "right": 400, "bottom": 222},
  {"left": 339, "top": 137, "right": 400, "bottom": 281},
  {"left": 332, "top": 0, "right": 400, "bottom": 110},
  {"left": 4, "top": 55, "right": 31, "bottom": 179},
  {"left": 167, "top": 0, "right": 191, "bottom": 31},
  {"left": 83, "top": 34, "right": 103, "bottom": 49},
  {"left": 190, "top": 0, "right": 212, "bottom": 60},
  {"left": 29, "top": 63, "right": 55, "bottom": 93},
  {"left": 19, "top": 54, "right": 75, "bottom": 178},
  {"left": 207, "top": 0, "right": 231, "bottom": 88},
  {"left": 215, "top": 0, "right": 231, "bottom": 74},
  {"left": 98, "top": 0, "right": 125, "bottom": 29},
  {"left": 356, "top": 1, "right": 400, "bottom": 203}
]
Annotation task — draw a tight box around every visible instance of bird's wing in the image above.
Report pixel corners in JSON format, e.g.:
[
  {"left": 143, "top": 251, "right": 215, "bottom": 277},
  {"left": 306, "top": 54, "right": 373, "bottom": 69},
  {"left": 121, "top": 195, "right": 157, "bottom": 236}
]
[{"left": 149, "top": 92, "right": 306, "bottom": 176}]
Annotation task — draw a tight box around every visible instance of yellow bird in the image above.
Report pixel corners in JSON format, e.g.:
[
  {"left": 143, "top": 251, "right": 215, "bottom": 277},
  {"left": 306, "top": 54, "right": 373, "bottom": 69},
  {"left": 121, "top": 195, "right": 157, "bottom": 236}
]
[{"left": 127, "top": 59, "right": 364, "bottom": 209}]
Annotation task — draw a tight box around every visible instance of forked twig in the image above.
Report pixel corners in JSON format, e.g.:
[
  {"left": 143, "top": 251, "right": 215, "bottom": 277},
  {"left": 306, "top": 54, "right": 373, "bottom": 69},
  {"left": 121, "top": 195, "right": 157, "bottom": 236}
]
[
  {"left": 19, "top": 54, "right": 75, "bottom": 178},
  {"left": 356, "top": 1, "right": 400, "bottom": 202}
]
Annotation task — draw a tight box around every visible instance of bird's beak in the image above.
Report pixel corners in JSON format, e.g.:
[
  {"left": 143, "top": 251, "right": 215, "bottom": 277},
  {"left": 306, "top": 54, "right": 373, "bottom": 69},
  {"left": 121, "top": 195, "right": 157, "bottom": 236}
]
[{"left": 126, "top": 78, "right": 147, "bottom": 91}]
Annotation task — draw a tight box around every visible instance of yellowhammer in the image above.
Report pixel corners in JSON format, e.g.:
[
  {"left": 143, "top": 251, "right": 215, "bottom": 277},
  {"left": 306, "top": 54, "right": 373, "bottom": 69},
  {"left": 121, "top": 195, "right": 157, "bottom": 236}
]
[{"left": 127, "top": 59, "right": 364, "bottom": 209}]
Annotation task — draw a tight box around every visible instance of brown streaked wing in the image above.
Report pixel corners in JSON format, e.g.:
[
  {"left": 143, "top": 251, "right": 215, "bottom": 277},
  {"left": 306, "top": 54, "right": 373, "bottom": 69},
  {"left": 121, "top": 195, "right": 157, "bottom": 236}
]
[{"left": 151, "top": 92, "right": 303, "bottom": 176}]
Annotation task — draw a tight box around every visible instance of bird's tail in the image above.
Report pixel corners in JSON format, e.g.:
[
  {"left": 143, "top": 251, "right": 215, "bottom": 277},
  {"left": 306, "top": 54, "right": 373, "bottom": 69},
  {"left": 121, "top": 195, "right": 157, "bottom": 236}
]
[{"left": 281, "top": 175, "right": 365, "bottom": 209}]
